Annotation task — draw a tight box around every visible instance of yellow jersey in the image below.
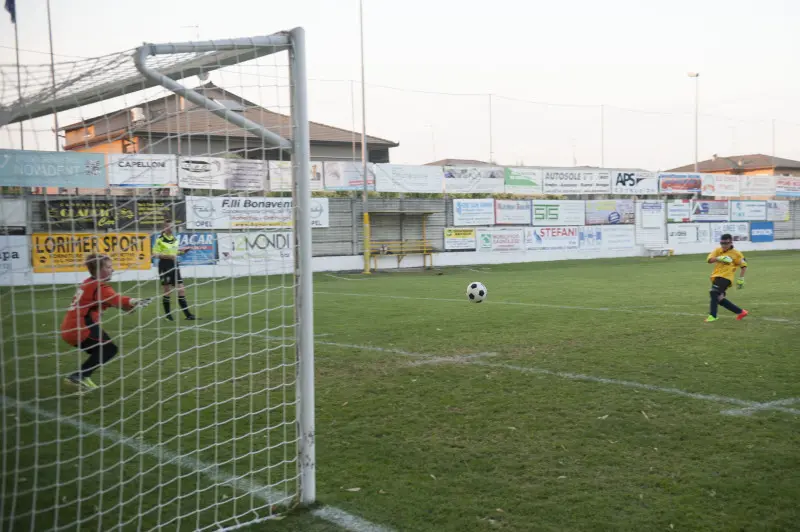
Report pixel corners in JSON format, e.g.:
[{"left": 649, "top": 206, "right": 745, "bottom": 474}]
[{"left": 707, "top": 247, "right": 747, "bottom": 283}]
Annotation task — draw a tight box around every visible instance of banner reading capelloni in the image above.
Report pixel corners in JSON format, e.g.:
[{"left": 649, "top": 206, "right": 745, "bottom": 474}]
[{"left": 31, "top": 233, "right": 152, "bottom": 273}]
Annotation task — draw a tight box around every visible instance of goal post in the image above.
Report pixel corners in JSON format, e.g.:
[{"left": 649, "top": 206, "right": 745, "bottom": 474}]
[{"left": 1, "top": 26, "right": 315, "bottom": 530}]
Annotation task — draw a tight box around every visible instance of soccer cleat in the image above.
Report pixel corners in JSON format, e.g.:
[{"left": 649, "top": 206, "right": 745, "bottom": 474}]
[
  {"left": 64, "top": 373, "right": 99, "bottom": 392},
  {"left": 184, "top": 314, "right": 197, "bottom": 321},
  {"left": 736, "top": 310, "right": 749, "bottom": 321},
  {"left": 164, "top": 314, "right": 175, "bottom": 322},
  {"left": 704, "top": 315, "right": 718, "bottom": 323}
]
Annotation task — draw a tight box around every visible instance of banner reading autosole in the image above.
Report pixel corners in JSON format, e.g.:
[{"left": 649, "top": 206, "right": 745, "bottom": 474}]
[{"left": 31, "top": 233, "right": 151, "bottom": 272}]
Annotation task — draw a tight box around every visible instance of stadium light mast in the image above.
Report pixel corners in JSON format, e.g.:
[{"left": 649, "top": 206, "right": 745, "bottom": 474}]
[
  {"left": 359, "top": 0, "right": 371, "bottom": 275},
  {"left": 688, "top": 72, "right": 699, "bottom": 172}
]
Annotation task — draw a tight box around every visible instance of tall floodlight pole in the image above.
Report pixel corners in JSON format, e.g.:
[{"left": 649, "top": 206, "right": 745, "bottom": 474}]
[
  {"left": 46, "top": 0, "right": 59, "bottom": 151},
  {"left": 688, "top": 72, "right": 699, "bottom": 172},
  {"left": 359, "top": 0, "right": 371, "bottom": 274}
]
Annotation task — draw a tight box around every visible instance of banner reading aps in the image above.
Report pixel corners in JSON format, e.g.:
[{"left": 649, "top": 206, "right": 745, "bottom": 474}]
[{"left": 31, "top": 233, "right": 151, "bottom": 273}]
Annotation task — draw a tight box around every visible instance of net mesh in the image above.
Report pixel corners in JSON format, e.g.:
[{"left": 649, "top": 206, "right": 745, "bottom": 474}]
[{"left": 1, "top": 36, "right": 308, "bottom": 531}]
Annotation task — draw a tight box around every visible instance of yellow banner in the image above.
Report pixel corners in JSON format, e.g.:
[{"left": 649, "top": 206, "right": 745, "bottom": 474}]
[
  {"left": 444, "top": 228, "right": 475, "bottom": 239},
  {"left": 32, "top": 233, "right": 152, "bottom": 273}
]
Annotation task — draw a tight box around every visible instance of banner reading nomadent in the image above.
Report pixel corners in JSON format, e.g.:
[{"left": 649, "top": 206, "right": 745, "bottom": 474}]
[
  {"left": 584, "top": 199, "right": 635, "bottom": 225},
  {"left": 179, "top": 157, "right": 267, "bottom": 191},
  {"left": 494, "top": 199, "right": 532, "bottom": 225},
  {"left": 658, "top": 173, "right": 702, "bottom": 194},
  {"left": 443, "top": 166, "right": 505, "bottom": 194},
  {"left": 711, "top": 222, "right": 749, "bottom": 242},
  {"left": 374, "top": 164, "right": 444, "bottom": 193},
  {"left": 542, "top": 169, "right": 610, "bottom": 195},
  {"left": 610, "top": 170, "right": 658, "bottom": 195},
  {"left": 525, "top": 226, "right": 579, "bottom": 250},
  {"left": 443, "top": 228, "right": 477, "bottom": 250},
  {"left": 476, "top": 228, "right": 525, "bottom": 252},
  {"left": 504, "top": 167, "right": 544, "bottom": 195},
  {"left": 776, "top": 175, "right": 800, "bottom": 197},
  {"left": 531, "top": 200, "right": 585, "bottom": 226},
  {"left": 185, "top": 196, "right": 329, "bottom": 230},
  {"left": 323, "top": 161, "right": 375, "bottom": 191},
  {"left": 452, "top": 199, "right": 495, "bottom": 226},
  {"left": 729, "top": 200, "right": 767, "bottom": 221},
  {"left": 30, "top": 233, "right": 151, "bottom": 273},
  {"left": 267, "top": 161, "right": 324, "bottom": 192},
  {"left": 108, "top": 154, "right": 177, "bottom": 188},
  {"left": 690, "top": 200, "right": 729, "bottom": 222},
  {"left": 216, "top": 231, "right": 293, "bottom": 268},
  {"left": 0, "top": 149, "right": 107, "bottom": 188},
  {"left": 766, "top": 200, "right": 791, "bottom": 222},
  {"left": 578, "top": 225, "right": 636, "bottom": 250},
  {"left": 701, "top": 174, "right": 740, "bottom": 197}
]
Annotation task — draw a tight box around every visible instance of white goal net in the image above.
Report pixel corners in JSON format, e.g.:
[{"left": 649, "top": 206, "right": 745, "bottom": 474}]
[{"left": 0, "top": 29, "right": 315, "bottom": 531}]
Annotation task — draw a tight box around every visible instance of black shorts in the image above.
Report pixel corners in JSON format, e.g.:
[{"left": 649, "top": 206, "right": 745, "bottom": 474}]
[
  {"left": 159, "top": 264, "right": 183, "bottom": 286},
  {"left": 711, "top": 277, "right": 732, "bottom": 295},
  {"left": 80, "top": 316, "right": 112, "bottom": 352}
]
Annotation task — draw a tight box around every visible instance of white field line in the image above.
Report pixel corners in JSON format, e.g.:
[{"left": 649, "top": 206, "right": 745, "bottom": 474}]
[
  {"left": 407, "top": 353, "right": 497, "bottom": 366},
  {"left": 0, "top": 395, "right": 394, "bottom": 532},
  {"left": 721, "top": 397, "right": 800, "bottom": 417},
  {"left": 325, "top": 274, "right": 369, "bottom": 281},
  {"left": 313, "top": 291, "right": 800, "bottom": 325}
]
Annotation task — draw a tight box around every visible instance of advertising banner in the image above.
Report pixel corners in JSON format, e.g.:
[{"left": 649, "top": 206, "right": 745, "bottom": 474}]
[
  {"left": 0, "top": 198, "right": 26, "bottom": 232},
  {"left": 579, "top": 225, "right": 636, "bottom": 250},
  {"left": 323, "top": 161, "right": 375, "bottom": 191},
  {"left": 524, "top": 226, "right": 579, "bottom": 250},
  {"left": 443, "top": 166, "right": 505, "bottom": 194},
  {"left": 374, "top": 164, "right": 444, "bottom": 193},
  {"left": 44, "top": 199, "right": 181, "bottom": 230},
  {"left": 504, "top": 167, "right": 544, "bottom": 195},
  {"left": 639, "top": 201, "right": 665, "bottom": 229},
  {"left": 443, "top": 228, "right": 477, "bottom": 250},
  {"left": 542, "top": 169, "right": 610, "bottom": 195},
  {"left": 658, "top": 173, "right": 702, "bottom": 194},
  {"left": 267, "top": 161, "right": 323, "bottom": 192},
  {"left": 108, "top": 154, "right": 177, "bottom": 188},
  {"left": 164, "top": 233, "right": 217, "bottom": 266},
  {"left": 610, "top": 170, "right": 658, "bottom": 195},
  {"left": 766, "top": 200, "right": 790, "bottom": 222},
  {"left": 531, "top": 200, "right": 585, "bottom": 226},
  {"left": 217, "top": 231, "right": 293, "bottom": 266},
  {"left": 0, "top": 235, "right": 30, "bottom": 281},
  {"left": 750, "top": 221, "right": 775, "bottom": 243},
  {"left": 494, "top": 199, "right": 532, "bottom": 225},
  {"left": 729, "top": 201, "right": 767, "bottom": 221},
  {"left": 711, "top": 222, "right": 749, "bottom": 242},
  {"left": 584, "top": 199, "right": 635, "bottom": 225},
  {"left": 185, "top": 196, "right": 329, "bottom": 230},
  {"left": 740, "top": 175, "right": 776, "bottom": 196},
  {"left": 667, "top": 223, "right": 711, "bottom": 245},
  {"left": 178, "top": 156, "right": 267, "bottom": 191},
  {"left": 0, "top": 149, "right": 107, "bottom": 188},
  {"left": 31, "top": 233, "right": 151, "bottom": 273},
  {"left": 776, "top": 176, "right": 800, "bottom": 197},
  {"left": 477, "top": 228, "right": 525, "bottom": 252},
  {"left": 452, "top": 199, "right": 495, "bottom": 226},
  {"left": 690, "top": 200, "right": 729, "bottom": 222},
  {"left": 701, "top": 174, "right": 740, "bottom": 197},
  {"left": 667, "top": 200, "right": 692, "bottom": 222}
]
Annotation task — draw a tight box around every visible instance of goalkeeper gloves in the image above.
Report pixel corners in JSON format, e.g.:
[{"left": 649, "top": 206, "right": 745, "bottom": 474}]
[
  {"left": 130, "top": 297, "right": 153, "bottom": 310},
  {"left": 717, "top": 256, "right": 734, "bottom": 264},
  {"left": 736, "top": 278, "right": 745, "bottom": 289}
]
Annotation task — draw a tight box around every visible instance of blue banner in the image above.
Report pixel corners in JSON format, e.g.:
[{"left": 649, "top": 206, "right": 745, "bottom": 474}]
[
  {"left": 0, "top": 149, "right": 107, "bottom": 188},
  {"left": 750, "top": 221, "right": 774, "bottom": 243},
  {"left": 151, "top": 232, "right": 217, "bottom": 266}
]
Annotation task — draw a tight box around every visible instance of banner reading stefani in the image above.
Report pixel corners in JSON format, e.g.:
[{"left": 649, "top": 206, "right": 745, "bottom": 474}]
[
  {"left": 217, "top": 231, "right": 293, "bottom": 270},
  {"left": 178, "top": 157, "right": 267, "bottom": 191},
  {"left": 443, "top": 228, "right": 477, "bottom": 250},
  {"left": 185, "top": 196, "right": 329, "bottom": 229},
  {"left": 543, "top": 169, "right": 610, "bottom": 195},
  {"left": 531, "top": 200, "right": 585, "bottom": 226},
  {"left": 701, "top": 174, "right": 740, "bottom": 197},
  {"left": 504, "top": 167, "right": 543, "bottom": 195},
  {"left": 443, "top": 166, "right": 505, "bottom": 194},
  {"left": 690, "top": 200, "right": 729, "bottom": 222},
  {"left": 31, "top": 233, "right": 151, "bottom": 273},
  {"left": 374, "top": 164, "right": 444, "bottom": 193},
  {"left": 776, "top": 176, "right": 800, "bottom": 197},
  {"left": 108, "top": 154, "right": 177, "bottom": 188},
  {"left": 323, "top": 161, "right": 375, "bottom": 191},
  {"left": 267, "top": 161, "right": 323, "bottom": 192},
  {"left": 524, "top": 226, "right": 579, "bottom": 250},
  {"left": 494, "top": 199, "right": 532, "bottom": 225},
  {"left": 610, "top": 170, "right": 658, "bottom": 195},
  {"left": 0, "top": 149, "right": 106, "bottom": 188},
  {"left": 584, "top": 200, "right": 634, "bottom": 225},
  {"left": 658, "top": 173, "right": 702, "bottom": 194}
]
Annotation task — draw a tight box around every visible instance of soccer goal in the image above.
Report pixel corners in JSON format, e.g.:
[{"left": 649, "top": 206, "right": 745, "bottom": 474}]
[{"left": 0, "top": 28, "right": 315, "bottom": 531}]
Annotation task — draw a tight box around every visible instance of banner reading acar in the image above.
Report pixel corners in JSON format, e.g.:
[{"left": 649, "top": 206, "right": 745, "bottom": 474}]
[{"left": 31, "top": 233, "right": 151, "bottom": 273}]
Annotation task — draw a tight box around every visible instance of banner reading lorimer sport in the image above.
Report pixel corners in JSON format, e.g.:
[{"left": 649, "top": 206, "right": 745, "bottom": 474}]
[
  {"left": 31, "top": 233, "right": 151, "bottom": 273},
  {"left": 185, "top": 196, "right": 329, "bottom": 229},
  {"left": 543, "top": 169, "right": 610, "bottom": 195},
  {"left": 217, "top": 231, "right": 293, "bottom": 272}
]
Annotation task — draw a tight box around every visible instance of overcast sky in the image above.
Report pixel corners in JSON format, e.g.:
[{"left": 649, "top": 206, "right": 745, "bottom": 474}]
[{"left": 2, "top": 0, "right": 800, "bottom": 170}]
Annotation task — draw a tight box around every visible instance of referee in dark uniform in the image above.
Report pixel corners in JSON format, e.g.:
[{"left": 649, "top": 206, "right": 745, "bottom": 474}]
[{"left": 152, "top": 220, "right": 196, "bottom": 321}]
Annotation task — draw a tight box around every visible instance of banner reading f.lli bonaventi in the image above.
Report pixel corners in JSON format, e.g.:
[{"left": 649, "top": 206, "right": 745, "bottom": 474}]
[{"left": 185, "top": 196, "right": 329, "bottom": 230}]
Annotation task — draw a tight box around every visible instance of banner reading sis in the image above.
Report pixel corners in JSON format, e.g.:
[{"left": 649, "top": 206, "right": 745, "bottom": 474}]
[{"left": 31, "top": 233, "right": 151, "bottom": 273}]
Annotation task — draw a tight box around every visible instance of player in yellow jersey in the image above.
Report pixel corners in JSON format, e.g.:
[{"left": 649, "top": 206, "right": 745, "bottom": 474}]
[
  {"left": 153, "top": 220, "right": 197, "bottom": 321},
  {"left": 705, "top": 233, "right": 748, "bottom": 323}
]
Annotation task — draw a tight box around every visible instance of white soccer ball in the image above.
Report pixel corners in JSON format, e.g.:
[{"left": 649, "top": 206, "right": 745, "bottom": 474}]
[{"left": 466, "top": 281, "right": 487, "bottom": 303}]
